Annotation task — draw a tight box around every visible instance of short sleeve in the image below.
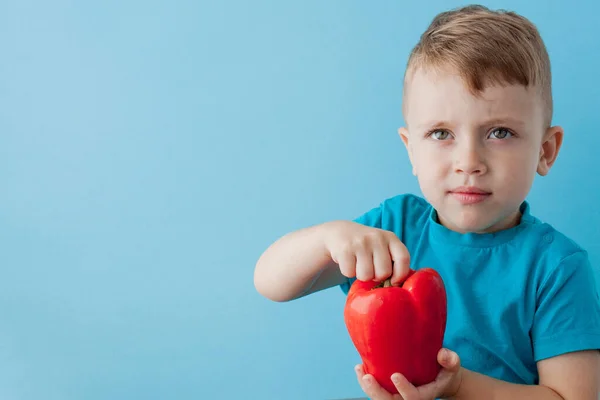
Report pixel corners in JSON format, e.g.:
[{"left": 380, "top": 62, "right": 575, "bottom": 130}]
[
  {"left": 353, "top": 205, "right": 383, "bottom": 228},
  {"left": 532, "top": 250, "right": 600, "bottom": 361},
  {"left": 339, "top": 205, "right": 383, "bottom": 295}
]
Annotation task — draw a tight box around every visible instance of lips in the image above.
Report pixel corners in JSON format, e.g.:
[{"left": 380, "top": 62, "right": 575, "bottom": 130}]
[
  {"left": 448, "top": 186, "right": 491, "bottom": 205},
  {"left": 450, "top": 186, "right": 491, "bottom": 195}
]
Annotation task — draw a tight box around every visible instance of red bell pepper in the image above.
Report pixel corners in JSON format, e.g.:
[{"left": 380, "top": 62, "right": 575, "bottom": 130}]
[{"left": 344, "top": 267, "right": 447, "bottom": 394}]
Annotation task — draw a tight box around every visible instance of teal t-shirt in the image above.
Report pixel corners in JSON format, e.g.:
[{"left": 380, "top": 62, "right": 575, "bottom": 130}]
[{"left": 340, "top": 194, "right": 600, "bottom": 384}]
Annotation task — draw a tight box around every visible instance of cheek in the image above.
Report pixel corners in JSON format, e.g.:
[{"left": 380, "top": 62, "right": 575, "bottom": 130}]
[
  {"left": 414, "top": 147, "right": 449, "bottom": 177},
  {"left": 413, "top": 149, "right": 449, "bottom": 195},
  {"left": 498, "top": 151, "right": 537, "bottom": 193}
]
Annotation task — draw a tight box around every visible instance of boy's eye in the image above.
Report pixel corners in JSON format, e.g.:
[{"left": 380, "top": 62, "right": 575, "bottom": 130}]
[
  {"left": 489, "top": 128, "right": 513, "bottom": 139},
  {"left": 430, "top": 130, "right": 452, "bottom": 140}
]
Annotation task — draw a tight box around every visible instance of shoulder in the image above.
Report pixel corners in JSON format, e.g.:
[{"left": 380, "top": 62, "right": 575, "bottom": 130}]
[
  {"left": 379, "top": 193, "right": 430, "bottom": 212},
  {"left": 353, "top": 193, "right": 431, "bottom": 230},
  {"left": 378, "top": 193, "right": 432, "bottom": 226},
  {"left": 521, "top": 212, "right": 588, "bottom": 269},
  {"left": 518, "top": 212, "right": 596, "bottom": 308},
  {"left": 524, "top": 219, "right": 600, "bottom": 362}
]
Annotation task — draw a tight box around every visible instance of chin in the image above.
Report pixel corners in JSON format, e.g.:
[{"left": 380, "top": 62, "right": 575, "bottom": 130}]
[{"left": 446, "top": 211, "right": 496, "bottom": 234}]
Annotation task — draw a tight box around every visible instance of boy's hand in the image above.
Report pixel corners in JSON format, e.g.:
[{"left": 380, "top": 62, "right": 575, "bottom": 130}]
[
  {"left": 355, "top": 348, "right": 463, "bottom": 400},
  {"left": 325, "top": 221, "right": 410, "bottom": 285}
]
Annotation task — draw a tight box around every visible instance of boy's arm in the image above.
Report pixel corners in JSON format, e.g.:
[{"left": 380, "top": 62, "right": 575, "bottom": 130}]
[
  {"left": 255, "top": 202, "right": 388, "bottom": 302},
  {"left": 254, "top": 221, "right": 346, "bottom": 302},
  {"left": 453, "top": 350, "right": 599, "bottom": 400}
]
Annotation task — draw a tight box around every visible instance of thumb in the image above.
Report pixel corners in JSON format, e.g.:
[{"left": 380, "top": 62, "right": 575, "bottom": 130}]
[{"left": 438, "top": 348, "right": 461, "bottom": 371}]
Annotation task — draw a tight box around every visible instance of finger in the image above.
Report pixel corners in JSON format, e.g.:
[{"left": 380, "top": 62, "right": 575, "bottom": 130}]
[
  {"left": 355, "top": 366, "right": 393, "bottom": 400},
  {"left": 391, "top": 373, "right": 419, "bottom": 400},
  {"left": 335, "top": 248, "right": 356, "bottom": 279},
  {"left": 414, "top": 367, "right": 453, "bottom": 399},
  {"left": 355, "top": 247, "right": 374, "bottom": 282},
  {"left": 414, "top": 380, "right": 441, "bottom": 400},
  {"left": 388, "top": 237, "right": 411, "bottom": 285},
  {"left": 354, "top": 365, "right": 372, "bottom": 396},
  {"left": 437, "top": 348, "right": 461, "bottom": 372},
  {"left": 363, "top": 374, "right": 394, "bottom": 400},
  {"left": 372, "top": 240, "right": 393, "bottom": 282},
  {"left": 354, "top": 364, "right": 365, "bottom": 380}
]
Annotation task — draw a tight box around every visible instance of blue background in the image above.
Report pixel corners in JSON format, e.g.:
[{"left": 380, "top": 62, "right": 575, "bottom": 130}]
[{"left": 1, "top": 1, "right": 598, "bottom": 399}]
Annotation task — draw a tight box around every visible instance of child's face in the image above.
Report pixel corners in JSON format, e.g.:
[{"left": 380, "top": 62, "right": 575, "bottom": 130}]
[{"left": 399, "top": 67, "right": 562, "bottom": 234}]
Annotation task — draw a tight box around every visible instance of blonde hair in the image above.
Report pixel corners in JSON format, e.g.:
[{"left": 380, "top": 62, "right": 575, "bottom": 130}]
[{"left": 404, "top": 5, "right": 553, "bottom": 126}]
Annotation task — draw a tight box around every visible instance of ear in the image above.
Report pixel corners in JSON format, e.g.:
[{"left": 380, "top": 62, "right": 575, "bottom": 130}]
[
  {"left": 537, "top": 125, "right": 564, "bottom": 176},
  {"left": 398, "top": 127, "right": 416, "bottom": 176}
]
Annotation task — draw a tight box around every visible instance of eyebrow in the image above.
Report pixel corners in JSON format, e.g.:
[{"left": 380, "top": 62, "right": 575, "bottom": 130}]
[
  {"left": 483, "top": 117, "right": 527, "bottom": 129},
  {"left": 413, "top": 120, "right": 451, "bottom": 131},
  {"left": 414, "top": 117, "right": 527, "bottom": 131}
]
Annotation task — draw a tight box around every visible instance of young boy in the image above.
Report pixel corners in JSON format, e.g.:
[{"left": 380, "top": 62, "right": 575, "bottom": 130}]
[{"left": 254, "top": 5, "right": 600, "bottom": 399}]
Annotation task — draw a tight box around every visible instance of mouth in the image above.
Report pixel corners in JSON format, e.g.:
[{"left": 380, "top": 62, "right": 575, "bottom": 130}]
[{"left": 448, "top": 186, "right": 491, "bottom": 205}]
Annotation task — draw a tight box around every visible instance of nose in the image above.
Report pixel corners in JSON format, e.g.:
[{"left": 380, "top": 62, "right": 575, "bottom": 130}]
[{"left": 454, "top": 140, "right": 487, "bottom": 175}]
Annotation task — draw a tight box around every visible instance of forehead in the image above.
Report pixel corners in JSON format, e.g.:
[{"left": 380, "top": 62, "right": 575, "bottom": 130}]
[{"left": 403, "top": 68, "right": 544, "bottom": 128}]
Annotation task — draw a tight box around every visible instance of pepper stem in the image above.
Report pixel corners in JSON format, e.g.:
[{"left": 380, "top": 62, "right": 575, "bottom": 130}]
[{"left": 372, "top": 278, "right": 394, "bottom": 289}]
